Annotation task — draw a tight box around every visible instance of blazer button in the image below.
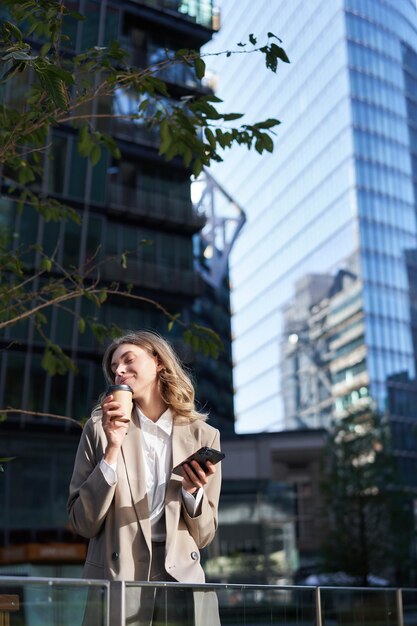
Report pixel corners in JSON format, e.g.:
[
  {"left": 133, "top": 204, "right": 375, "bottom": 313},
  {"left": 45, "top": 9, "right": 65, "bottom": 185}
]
[
  {"left": 112, "top": 552, "right": 119, "bottom": 561},
  {"left": 191, "top": 551, "right": 198, "bottom": 561}
]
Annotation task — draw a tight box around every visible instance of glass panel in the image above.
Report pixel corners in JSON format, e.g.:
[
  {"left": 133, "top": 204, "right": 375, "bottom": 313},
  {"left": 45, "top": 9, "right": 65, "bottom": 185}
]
[
  {"left": 26, "top": 356, "right": 46, "bottom": 413},
  {"left": 48, "top": 135, "right": 68, "bottom": 195},
  {"left": 403, "top": 589, "right": 417, "bottom": 626},
  {"left": 62, "top": 219, "right": 82, "bottom": 267},
  {"left": 90, "top": 152, "right": 108, "bottom": 204},
  {"left": 320, "top": 587, "right": 398, "bottom": 626},
  {"left": 68, "top": 140, "right": 87, "bottom": 200},
  {"left": 80, "top": 0, "right": 101, "bottom": 48},
  {"left": 0, "top": 579, "right": 108, "bottom": 626},
  {"left": 103, "top": 5, "right": 120, "bottom": 45},
  {"left": 61, "top": 1, "right": 80, "bottom": 51},
  {"left": 125, "top": 582, "right": 316, "bottom": 626},
  {"left": 47, "top": 371, "right": 70, "bottom": 415},
  {"left": 3, "top": 353, "right": 26, "bottom": 408}
]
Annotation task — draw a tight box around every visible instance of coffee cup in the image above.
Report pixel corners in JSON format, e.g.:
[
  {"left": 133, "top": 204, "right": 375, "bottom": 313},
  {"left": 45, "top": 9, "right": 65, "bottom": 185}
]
[{"left": 105, "top": 384, "right": 133, "bottom": 422}]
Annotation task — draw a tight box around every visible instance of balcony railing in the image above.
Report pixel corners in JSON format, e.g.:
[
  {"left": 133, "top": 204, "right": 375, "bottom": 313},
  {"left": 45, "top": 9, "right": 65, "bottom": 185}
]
[
  {"left": 107, "top": 181, "right": 206, "bottom": 230},
  {"left": 121, "top": 45, "right": 200, "bottom": 88},
  {"left": 129, "top": 0, "right": 214, "bottom": 29},
  {"left": 0, "top": 576, "right": 415, "bottom": 626},
  {"left": 101, "top": 259, "right": 202, "bottom": 296}
]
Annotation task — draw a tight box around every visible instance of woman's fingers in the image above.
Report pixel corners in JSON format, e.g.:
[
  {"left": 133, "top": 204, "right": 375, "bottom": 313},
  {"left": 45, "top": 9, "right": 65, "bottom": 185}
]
[
  {"left": 182, "top": 460, "right": 216, "bottom": 490},
  {"left": 102, "top": 396, "right": 130, "bottom": 423}
]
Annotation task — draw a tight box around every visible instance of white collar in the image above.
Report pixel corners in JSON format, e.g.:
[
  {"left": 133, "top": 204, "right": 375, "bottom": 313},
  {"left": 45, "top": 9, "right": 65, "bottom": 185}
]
[{"left": 137, "top": 406, "right": 173, "bottom": 436}]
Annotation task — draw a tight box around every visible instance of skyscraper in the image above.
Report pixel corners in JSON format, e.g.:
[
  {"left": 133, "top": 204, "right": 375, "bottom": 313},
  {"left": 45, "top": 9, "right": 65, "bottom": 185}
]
[
  {"left": 204, "top": 0, "right": 417, "bottom": 477},
  {"left": 0, "top": 0, "right": 236, "bottom": 573}
]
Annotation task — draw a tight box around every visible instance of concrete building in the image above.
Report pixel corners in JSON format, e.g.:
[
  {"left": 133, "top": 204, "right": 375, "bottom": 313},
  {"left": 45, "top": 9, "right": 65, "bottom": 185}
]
[{"left": 204, "top": 429, "right": 327, "bottom": 583}]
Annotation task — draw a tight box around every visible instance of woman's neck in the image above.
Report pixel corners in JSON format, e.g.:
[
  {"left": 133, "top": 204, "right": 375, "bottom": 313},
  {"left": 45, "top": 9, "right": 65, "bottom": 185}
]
[{"left": 136, "top": 396, "right": 168, "bottom": 423}]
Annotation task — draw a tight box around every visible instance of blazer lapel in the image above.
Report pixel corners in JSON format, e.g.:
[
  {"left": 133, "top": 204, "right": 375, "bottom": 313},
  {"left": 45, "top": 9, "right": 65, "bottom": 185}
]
[
  {"left": 121, "top": 410, "right": 152, "bottom": 553},
  {"left": 165, "top": 420, "right": 197, "bottom": 553},
  {"left": 171, "top": 420, "right": 195, "bottom": 470}
]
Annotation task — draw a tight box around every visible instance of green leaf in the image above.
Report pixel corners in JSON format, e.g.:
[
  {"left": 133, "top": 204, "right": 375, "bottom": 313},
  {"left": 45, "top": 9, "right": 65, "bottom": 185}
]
[
  {"left": 175, "top": 48, "right": 192, "bottom": 58},
  {"left": 142, "top": 75, "right": 170, "bottom": 97},
  {"left": 18, "top": 162, "right": 36, "bottom": 184},
  {"left": 98, "top": 289, "right": 107, "bottom": 304},
  {"left": 3, "top": 21, "right": 23, "bottom": 42},
  {"left": 90, "top": 144, "right": 101, "bottom": 165},
  {"left": 138, "top": 99, "right": 149, "bottom": 112},
  {"left": 40, "top": 42, "right": 51, "bottom": 57},
  {"left": 191, "top": 334, "right": 200, "bottom": 352},
  {"left": 253, "top": 118, "right": 280, "bottom": 130},
  {"left": 273, "top": 44, "right": 290, "bottom": 63},
  {"left": 192, "top": 158, "right": 203, "bottom": 178},
  {"left": 222, "top": 112, "right": 244, "bottom": 121},
  {"left": 0, "top": 61, "right": 26, "bottom": 83},
  {"left": 41, "top": 343, "right": 76, "bottom": 376},
  {"left": 78, "top": 317, "right": 86, "bottom": 334},
  {"left": 2, "top": 50, "right": 36, "bottom": 62},
  {"left": 90, "top": 322, "right": 107, "bottom": 343},
  {"left": 105, "top": 138, "right": 121, "bottom": 159},
  {"left": 121, "top": 253, "right": 127, "bottom": 269},
  {"left": 267, "top": 32, "right": 282, "bottom": 42},
  {"left": 40, "top": 257, "right": 52, "bottom": 272},
  {"left": 183, "top": 146, "right": 193, "bottom": 168},
  {"left": 249, "top": 34, "right": 257, "bottom": 45},
  {"left": 205, "top": 128, "right": 216, "bottom": 149},
  {"left": 159, "top": 118, "right": 172, "bottom": 155},
  {"left": 261, "top": 133, "right": 274, "bottom": 152},
  {"left": 0, "top": 457, "right": 15, "bottom": 472},
  {"left": 34, "top": 64, "right": 69, "bottom": 110},
  {"left": 194, "top": 57, "right": 206, "bottom": 80}
]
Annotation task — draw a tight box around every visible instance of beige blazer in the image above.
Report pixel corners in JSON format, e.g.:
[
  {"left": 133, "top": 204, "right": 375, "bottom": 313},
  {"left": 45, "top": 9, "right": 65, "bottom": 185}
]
[{"left": 67, "top": 409, "right": 221, "bottom": 584}]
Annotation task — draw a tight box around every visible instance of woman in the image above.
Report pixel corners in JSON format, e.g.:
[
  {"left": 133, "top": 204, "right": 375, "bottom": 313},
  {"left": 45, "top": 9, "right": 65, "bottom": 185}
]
[{"left": 67, "top": 330, "right": 222, "bottom": 626}]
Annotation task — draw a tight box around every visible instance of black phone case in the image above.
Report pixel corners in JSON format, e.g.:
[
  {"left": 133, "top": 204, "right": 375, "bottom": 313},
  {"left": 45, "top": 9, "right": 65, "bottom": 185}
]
[{"left": 172, "top": 446, "right": 225, "bottom": 475}]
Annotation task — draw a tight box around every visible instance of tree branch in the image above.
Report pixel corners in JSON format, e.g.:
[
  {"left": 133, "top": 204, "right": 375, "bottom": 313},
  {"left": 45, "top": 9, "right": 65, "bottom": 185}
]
[{"left": 0, "top": 407, "right": 83, "bottom": 428}]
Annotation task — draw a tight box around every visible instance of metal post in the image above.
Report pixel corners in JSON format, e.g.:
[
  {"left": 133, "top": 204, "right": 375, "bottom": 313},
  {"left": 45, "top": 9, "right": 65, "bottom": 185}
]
[
  {"left": 396, "top": 588, "right": 404, "bottom": 626},
  {"left": 109, "top": 581, "right": 125, "bottom": 626},
  {"left": 315, "top": 586, "right": 323, "bottom": 626}
]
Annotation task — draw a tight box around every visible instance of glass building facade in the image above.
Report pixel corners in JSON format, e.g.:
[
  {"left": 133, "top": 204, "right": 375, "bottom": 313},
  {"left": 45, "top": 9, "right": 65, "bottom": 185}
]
[
  {"left": 0, "top": 0, "right": 237, "bottom": 569},
  {"left": 204, "top": 0, "right": 417, "bottom": 479}
]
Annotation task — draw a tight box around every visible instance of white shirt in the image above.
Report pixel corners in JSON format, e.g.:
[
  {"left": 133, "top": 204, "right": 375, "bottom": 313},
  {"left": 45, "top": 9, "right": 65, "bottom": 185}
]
[{"left": 100, "top": 406, "right": 202, "bottom": 541}]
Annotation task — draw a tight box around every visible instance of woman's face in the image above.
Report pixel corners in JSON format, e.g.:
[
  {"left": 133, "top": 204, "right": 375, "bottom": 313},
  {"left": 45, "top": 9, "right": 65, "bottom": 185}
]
[{"left": 110, "top": 343, "right": 162, "bottom": 400}]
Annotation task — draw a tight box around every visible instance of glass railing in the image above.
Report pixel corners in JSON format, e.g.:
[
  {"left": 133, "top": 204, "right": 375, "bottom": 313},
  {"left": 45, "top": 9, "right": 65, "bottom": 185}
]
[
  {"left": 319, "top": 586, "right": 399, "bottom": 626},
  {"left": 0, "top": 577, "right": 109, "bottom": 626},
  {"left": 0, "top": 577, "right": 414, "bottom": 626},
  {"left": 402, "top": 588, "right": 417, "bottom": 626}
]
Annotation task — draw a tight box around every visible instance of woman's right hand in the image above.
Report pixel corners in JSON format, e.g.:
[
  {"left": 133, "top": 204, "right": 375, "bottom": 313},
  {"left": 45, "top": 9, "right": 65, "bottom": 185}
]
[{"left": 101, "top": 394, "right": 130, "bottom": 463}]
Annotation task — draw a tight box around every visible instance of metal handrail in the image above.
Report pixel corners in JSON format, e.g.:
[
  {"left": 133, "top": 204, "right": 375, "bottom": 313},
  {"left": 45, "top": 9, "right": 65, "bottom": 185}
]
[{"left": 0, "top": 575, "right": 413, "bottom": 626}]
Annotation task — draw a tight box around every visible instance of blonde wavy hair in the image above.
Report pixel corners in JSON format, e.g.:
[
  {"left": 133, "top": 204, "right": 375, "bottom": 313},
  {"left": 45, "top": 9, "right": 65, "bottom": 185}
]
[{"left": 102, "top": 330, "right": 207, "bottom": 423}]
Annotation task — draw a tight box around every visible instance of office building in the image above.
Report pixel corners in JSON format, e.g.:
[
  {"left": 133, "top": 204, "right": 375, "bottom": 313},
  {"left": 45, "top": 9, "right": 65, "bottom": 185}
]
[
  {"left": 0, "top": 0, "right": 235, "bottom": 572},
  {"left": 204, "top": 428, "right": 327, "bottom": 584},
  {"left": 204, "top": 0, "right": 417, "bottom": 481}
]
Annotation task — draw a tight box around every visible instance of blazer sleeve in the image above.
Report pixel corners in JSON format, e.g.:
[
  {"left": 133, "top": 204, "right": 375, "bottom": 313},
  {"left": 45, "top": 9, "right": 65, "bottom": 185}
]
[
  {"left": 67, "top": 417, "right": 117, "bottom": 539},
  {"left": 180, "top": 428, "right": 222, "bottom": 549}
]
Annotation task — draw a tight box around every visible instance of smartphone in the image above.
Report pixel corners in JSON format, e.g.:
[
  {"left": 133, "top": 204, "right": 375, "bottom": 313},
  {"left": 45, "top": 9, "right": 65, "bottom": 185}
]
[{"left": 172, "top": 446, "right": 225, "bottom": 475}]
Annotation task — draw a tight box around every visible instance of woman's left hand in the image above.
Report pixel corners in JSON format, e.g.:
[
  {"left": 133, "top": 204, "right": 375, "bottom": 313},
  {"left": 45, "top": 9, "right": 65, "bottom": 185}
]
[{"left": 181, "top": 460, "right": 216, "bottom": 494}]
